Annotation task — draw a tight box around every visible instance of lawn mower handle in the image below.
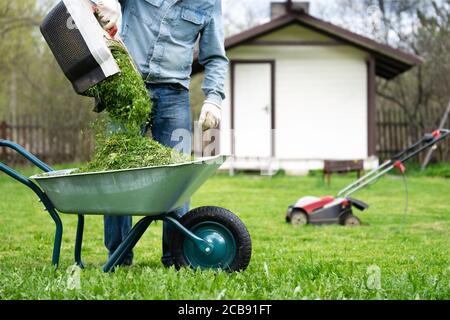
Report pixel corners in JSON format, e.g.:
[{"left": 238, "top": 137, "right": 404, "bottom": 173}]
[
  {"left": 337, "top": 129, "right": 449, "bottom": 198},
  {"left": 392, "top": 129, "right": 449, "bottom": 163}
]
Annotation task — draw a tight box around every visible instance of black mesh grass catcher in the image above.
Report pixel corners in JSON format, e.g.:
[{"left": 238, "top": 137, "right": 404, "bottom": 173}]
[{"left": 40, "top": 0, "right": 120, "bottom": 94}]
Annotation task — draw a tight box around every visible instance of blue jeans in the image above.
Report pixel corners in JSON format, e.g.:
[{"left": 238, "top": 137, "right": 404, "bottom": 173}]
[{"left": 104, "top": 83, "right": 192, "bottom": 266}]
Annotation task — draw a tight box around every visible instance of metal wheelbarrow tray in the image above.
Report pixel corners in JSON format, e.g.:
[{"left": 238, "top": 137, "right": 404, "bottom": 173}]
[
  {"left": 31, "top": 157, "right": 225, "bottom": 216},
  {"left": 0, "top": 140, "right": 252, "bottom": 273}
]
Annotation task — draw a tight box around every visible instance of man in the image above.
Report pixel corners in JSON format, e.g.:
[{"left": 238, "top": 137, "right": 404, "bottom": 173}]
[{"left": 95, "top": 0, "right": 228, "bottom": 267}]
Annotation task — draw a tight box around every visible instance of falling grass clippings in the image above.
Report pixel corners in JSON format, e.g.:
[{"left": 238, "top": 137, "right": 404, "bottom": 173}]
[
  {"left": 83, "top": 40, "right": 150, "bottom": 134},
  {"left": 75, "top": 40, "right": 191, "bottom": 173}
]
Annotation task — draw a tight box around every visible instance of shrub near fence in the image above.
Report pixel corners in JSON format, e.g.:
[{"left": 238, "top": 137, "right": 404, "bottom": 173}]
[{"left": 0, "top": 116, "right": 94, "bottom": 165}]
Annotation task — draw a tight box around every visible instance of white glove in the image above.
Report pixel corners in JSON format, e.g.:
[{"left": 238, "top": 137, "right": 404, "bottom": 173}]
[
  {"left": 94, "top": 0, "right": 121, "bottom": 31},
  {"left": 199, "top": 101, "right": 221, "bottom": 131}
]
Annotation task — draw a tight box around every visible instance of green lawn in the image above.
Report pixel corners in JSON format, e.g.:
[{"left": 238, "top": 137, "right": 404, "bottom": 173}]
[{"left": 0, "top": 166, "right": 449, "bottom": 300}]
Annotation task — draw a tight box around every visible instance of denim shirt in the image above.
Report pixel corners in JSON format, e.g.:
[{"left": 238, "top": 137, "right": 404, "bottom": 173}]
[{"left": 118, "top": 0, "right": 228, "bottom": 104}]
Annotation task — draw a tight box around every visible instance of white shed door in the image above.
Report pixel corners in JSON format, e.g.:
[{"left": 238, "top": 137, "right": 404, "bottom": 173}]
[{"left": 234, "top": 63, "right": 272, "bottom": 158}]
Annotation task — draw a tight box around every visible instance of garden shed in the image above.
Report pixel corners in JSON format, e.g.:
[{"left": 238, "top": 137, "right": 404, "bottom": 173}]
[{"left": 193, "top": 2, "right": 422, "bottom": 174}]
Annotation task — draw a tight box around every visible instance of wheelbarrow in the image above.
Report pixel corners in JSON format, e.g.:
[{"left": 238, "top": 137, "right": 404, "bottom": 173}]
[{"left": 0, "top": 140, "right": 252, "bottom": 272}]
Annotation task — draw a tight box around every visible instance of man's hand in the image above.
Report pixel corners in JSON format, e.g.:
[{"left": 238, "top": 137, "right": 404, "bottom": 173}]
[
  {"left": 199, "top": 101, "right": 221, "bottom": 131},
  {"left": 94, "top": 0, "right": 121, "bottom": 31}
]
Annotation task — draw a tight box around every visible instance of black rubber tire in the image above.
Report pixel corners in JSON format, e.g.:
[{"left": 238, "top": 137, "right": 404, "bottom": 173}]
[
  {"left": 343, "top": 214, "right": 362, "bottom": 227},
  {"left": 286, "top": 206, "right": 294, "bottom": 223},
  {"left": 170, "top": 206, "right": 252, "bottom": 272},
  {"left": 290, "top": 210, "right": 309, "bottom": 226}
]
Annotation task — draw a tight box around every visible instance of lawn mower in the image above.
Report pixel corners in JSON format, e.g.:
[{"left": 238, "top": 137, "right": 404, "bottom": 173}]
[{"left": 286, "top": 129, "right": 450, "bottom": 226}]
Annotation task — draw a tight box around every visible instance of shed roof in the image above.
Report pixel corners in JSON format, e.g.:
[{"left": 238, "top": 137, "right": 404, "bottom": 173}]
[{"left": 192, "top": 12, "right": 422, "bottom": 79}]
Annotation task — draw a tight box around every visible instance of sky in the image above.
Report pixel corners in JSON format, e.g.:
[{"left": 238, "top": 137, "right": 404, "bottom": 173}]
[
  {"left": 41, "top": 0, "right": 338, "bottom": 24},
  {"left": 222, "top": 0, "right": 339, "bottom": 34},
  {"left": 222, "top": 0, "right": 336, "bottom": 17},
  {"left": 220, "top": 0, "right": 444, "bottom": 46},
  {"left": 40, "top": 0, "right": 447, "bottom": 44}
]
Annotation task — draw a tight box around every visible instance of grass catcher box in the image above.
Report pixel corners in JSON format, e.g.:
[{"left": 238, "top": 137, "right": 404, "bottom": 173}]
[{"left": 40, "top": 0, "right": 120, "bottom": 94}]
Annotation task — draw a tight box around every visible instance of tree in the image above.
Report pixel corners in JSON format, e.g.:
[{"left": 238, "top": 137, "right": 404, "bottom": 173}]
[
  {"left": 222, "top": 0, "right": 269, "bottom": 37},
  {"left": 330, "top": 0, "right": 449, "bottom": 160},
  {"left": 0, "top": 0, "right": 96, "bottom": 162},
  {"left": 0, "top": 1, "right": 41, "bottom": 119}
]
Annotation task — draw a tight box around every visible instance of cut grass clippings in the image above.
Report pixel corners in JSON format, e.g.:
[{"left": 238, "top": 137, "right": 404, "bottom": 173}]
[
  {"left": 78, "top": 131, "right": 190, "bottom": 173},
  {"left": 83, "top": 40, "right": 150, "bottom": 133}
]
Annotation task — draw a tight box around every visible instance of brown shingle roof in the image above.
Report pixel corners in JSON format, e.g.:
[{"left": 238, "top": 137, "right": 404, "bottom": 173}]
[{"left": 193, "top": 12, "right": 422, "bottom": 79}]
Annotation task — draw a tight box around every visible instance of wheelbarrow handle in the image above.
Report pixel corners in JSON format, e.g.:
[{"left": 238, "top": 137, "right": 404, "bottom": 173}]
[
  {"left": 0, "top": 140, "right": 52, "bottom": 172},
  {"left": 0, "top": 140, "right": 62, "bottom": 268},
  {"left": 0, "top": 140, "right": 53, "bottom": 202}
]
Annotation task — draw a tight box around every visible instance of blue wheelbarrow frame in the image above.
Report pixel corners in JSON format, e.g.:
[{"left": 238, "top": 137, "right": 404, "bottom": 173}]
[{"left": 0, "top": 140, "right": 233, "bottom": 272}]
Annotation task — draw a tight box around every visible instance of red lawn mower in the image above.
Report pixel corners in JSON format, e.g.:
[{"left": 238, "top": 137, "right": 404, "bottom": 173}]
[{"left": 286, "top": 129, "right": 450, "bottom": 226}]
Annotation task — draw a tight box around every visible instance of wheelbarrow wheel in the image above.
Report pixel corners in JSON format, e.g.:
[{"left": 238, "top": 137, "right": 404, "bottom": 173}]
[{"left": 171, "top": 206, "right": 252, "bottom": 272}]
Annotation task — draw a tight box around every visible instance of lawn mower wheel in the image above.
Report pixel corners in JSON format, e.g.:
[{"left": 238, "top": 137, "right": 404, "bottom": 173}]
[
  {"left": 290, "top": 210, "right": 309, "bottom": 226},
  {"left": 341, "top": 214, "right": 362, "bottom": 227}
]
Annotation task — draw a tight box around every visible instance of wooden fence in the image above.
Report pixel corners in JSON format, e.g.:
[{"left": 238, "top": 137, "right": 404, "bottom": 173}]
[
  {"left": 0, "top": 117, "right": 94, "bottom": 165},
  {"left": 1, "top": 107, "right": 449, "bottom": 165}
]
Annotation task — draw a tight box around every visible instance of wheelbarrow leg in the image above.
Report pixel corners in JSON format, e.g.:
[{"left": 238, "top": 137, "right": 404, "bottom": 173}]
[
  {"left": 74, "top": 215, "right": 85, "bottom": 268},
  {"left": 102, "top": 216, "right": 153, "bottom": 272},
  {"left": 0, "top": 142, "right": 63, "bottom": 268},
  {"left": 47, "top": 207, "right": 63, "bottom": 268}
]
